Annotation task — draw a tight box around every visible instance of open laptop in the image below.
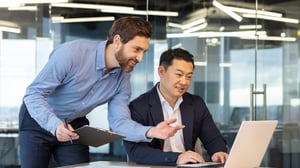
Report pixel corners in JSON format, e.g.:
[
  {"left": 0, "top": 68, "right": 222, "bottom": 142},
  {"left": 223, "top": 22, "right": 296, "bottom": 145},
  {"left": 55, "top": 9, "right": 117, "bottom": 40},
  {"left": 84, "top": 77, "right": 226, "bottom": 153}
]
[{"left": 177, "top": 120, "right": 278, "bottom": 168}]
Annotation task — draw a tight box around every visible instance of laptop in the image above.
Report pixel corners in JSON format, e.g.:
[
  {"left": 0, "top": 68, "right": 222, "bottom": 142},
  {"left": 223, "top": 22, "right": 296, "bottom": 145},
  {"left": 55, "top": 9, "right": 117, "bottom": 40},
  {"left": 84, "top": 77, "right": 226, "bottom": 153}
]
[{"left": 177, "top": 120, "right": 278, "bottom": 168}]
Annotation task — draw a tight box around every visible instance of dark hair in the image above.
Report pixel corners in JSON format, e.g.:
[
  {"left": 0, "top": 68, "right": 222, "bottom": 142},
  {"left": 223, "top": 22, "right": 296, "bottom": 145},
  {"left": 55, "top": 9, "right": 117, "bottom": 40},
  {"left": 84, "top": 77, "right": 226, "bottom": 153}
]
[
  {"left": 159, "top": 48, "right": 195, "bottom": 70},
  {"left": 107, "top": 16, "right": 152, "bottom": 44}
]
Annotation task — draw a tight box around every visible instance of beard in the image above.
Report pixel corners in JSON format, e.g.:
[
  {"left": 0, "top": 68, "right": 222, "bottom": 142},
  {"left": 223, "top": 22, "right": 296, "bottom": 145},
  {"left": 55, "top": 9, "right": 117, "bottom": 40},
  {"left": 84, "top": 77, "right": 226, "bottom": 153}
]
[
  {"left": 116, "top": 47, "right": 137, "bottom": 73},
  {"left": 119, "top": 60, "right": 135, "bottom": 72}
]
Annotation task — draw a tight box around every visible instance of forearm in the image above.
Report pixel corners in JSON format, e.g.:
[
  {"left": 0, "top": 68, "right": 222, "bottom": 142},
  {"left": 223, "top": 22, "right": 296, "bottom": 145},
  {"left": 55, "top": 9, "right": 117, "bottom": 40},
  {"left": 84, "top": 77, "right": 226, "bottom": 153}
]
[
  {"left": 23, "top": 91, "right": 61, "bottom": 135},
  {"left": 123, "top": 140, "right": 179, "bottom": 166}
]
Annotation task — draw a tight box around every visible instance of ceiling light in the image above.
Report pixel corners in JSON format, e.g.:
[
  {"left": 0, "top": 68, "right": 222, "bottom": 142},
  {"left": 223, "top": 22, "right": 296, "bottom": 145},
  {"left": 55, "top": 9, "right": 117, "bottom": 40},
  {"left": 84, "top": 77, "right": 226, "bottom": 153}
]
[
  {"left": 167, "top": 31, "right": 295, "bottom": 42},
  {"left": 8, "top": 5, "right": 37, "bottom": 11},
  {"left": 212, "top": 0, "right": 242, "bottom": 22},
  {"left": 51, "top": 3, "right": 178, "bottom": 17},
  {"left": 226, "top": 6, "right": 283, "bottom": 17},
  {"left": 243, "top": 13, "right": 299, "bottom": 24},
  {"left": 101, "top": 9, "right": 178, "bottom": 17},
  {"left": 183, "top": 22, "right": 208, "bottom": 33},
  {"left": 51, "top": 2, "right": 133, "bottom": 11},
  {"left": 240, "top": 35, "right": 296, "bottom": 42},
  {"left": 219, "top": 63, "right": 232, "bottom": 67},
  {"left": 280, "top": 32, "right": 286, "bottom": 37},
  {"left": 239, "top": 25, "right": 262, "bottom": 30},
  {"left": 168, "top": 18, "right": 206, "bottom": 30},
  {"left": 0, "top": 2, "right": 20, "bottom": 7},
  {"left": 195, "top": 61, "right": 207, "bottom": 66},
  {"left": 138, "top": 9, "right": 178, "bottom": 16},
  {"left": 0, "top": 20, "right": 21, "bottom": 33},
  {"left": 206, "top": 38, "right": 220, "bottom": 46},
  {"left": 0, "top": 26, "right": 21, "bottom": 33},
  {"left": 51, "top": 16, "right": 115, "bottom": 23},
  {"left": 171, "top": 43, "right": 183, "bottom": 49},
  {"left": 167, "top": 31, "right": 267, "bottom": 38},
  {"left": 219, "top": 26, "right": 225, "bottom": 31},
  {"left": 0, "top": 0, "right": 67, "bottom": 7},
  {"left": 22, "top": 0, "right": 67, "bottom": 3},
  {"left": 167, "top": 22, "right": 182, "bottom": 29}
]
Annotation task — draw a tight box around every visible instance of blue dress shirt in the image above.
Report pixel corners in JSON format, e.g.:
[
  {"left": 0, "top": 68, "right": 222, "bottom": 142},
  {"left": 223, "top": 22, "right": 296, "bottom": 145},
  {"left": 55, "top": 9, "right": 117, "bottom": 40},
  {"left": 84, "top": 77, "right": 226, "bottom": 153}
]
[{"left": 23, "top": 39, "right": 151, "bottom": 142}]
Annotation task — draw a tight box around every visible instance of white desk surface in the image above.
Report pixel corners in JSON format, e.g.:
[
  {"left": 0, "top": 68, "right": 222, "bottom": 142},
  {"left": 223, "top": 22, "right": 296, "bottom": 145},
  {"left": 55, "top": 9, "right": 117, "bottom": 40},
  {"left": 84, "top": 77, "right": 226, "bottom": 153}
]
[{"left": 57, "top": 161, "right": 175, "bottom": 168}]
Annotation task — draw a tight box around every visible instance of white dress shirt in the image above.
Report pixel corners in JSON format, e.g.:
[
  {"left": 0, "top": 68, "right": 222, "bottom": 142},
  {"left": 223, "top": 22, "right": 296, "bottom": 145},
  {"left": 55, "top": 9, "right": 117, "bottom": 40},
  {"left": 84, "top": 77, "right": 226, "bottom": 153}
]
[{"left": 156, "top": 86, "right": 185, "bottom": 153}]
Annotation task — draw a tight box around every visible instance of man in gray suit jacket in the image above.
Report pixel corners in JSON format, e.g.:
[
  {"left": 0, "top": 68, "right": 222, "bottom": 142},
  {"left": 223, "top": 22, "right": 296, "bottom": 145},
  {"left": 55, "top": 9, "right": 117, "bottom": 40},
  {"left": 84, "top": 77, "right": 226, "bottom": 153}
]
[{"left": 123, "top": 48, "right": 228, "bottom": 166}]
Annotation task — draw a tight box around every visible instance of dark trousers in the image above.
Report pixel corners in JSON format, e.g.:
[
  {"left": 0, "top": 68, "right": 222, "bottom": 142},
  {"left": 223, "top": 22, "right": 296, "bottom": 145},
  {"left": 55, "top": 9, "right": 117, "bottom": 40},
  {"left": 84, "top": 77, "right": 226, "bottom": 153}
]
[{"left": 18, "top": 103, "right": 90, "bottom": 168}]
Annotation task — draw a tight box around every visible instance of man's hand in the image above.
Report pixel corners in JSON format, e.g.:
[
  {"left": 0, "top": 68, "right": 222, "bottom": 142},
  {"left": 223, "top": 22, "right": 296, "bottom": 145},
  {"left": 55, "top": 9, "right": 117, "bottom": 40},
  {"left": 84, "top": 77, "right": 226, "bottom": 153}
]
[
  {"left": 146, "top": 118, "right": 185, "bottom": 139},
  {"left": 176, "top": 150, "right": 205, "bottom": 165},
  {"left": 211, "top": 152, "right": 228, "bottom": 164},
  {"left": 56, "top": 123, "right": 79, "bottom": 142}
]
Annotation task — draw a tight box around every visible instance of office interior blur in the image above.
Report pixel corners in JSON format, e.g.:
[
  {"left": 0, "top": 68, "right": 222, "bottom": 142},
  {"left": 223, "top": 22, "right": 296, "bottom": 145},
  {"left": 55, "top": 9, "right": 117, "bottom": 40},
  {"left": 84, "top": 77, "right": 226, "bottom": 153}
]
[{"left": 0, "top": 0, "right": 300, "bottom": 167}]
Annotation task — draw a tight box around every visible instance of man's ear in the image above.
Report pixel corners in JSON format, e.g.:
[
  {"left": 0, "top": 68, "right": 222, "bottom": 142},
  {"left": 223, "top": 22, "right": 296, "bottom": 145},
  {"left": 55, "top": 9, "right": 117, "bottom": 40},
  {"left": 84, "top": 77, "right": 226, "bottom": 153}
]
[
  {"left": 113, "top": 34, "right": 121, "bottom": 49},
  {"left": 157, "top": 66, "right": 165, "bottom": 77}
]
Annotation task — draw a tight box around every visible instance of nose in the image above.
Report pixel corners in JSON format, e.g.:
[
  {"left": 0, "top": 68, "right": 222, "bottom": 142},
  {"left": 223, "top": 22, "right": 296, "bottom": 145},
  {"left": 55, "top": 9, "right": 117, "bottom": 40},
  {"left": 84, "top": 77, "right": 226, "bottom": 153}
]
[
  {"left": 179, "top": 77, "right": 186, "bottom": 84},
  {"left": 136, "top": 52, "right": 144, "bottom": 63},
  {"left": 180, "top": 76, "right": 190, "bottom": 85}
]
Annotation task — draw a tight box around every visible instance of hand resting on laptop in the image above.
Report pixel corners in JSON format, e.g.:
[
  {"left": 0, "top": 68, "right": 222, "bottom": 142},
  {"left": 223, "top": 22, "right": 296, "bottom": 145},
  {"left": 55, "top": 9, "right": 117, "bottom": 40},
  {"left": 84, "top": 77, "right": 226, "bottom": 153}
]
[{"left": 176, "top": 150, "right": 228, "bottom": 165}]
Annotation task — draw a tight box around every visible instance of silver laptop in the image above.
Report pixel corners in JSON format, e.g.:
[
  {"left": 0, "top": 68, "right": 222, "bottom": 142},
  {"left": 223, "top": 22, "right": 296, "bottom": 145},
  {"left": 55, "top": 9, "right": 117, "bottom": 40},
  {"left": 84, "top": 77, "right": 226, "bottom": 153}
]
[{"left": 177, "top": 120, "right": 278, "bottom": 168}]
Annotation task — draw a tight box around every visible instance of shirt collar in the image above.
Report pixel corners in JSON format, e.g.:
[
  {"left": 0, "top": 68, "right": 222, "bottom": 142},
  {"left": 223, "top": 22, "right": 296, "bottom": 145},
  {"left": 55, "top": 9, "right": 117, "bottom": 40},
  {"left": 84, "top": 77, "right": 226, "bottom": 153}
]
[
  {"left": 95, "top": 40, "right": 107, "bottom": 71},
  {"left": 156, "top": 84, "right": 183, "bottom": 110},
  {"left": 95, "top": 40, "right": 121, "bottom": 75}
]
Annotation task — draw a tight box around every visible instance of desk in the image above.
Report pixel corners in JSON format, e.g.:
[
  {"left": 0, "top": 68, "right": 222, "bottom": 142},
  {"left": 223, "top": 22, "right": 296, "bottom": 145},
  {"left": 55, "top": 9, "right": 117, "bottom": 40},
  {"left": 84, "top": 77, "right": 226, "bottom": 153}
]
[{"left": 57, "top": 161, "right": 174, "bottom": 168}]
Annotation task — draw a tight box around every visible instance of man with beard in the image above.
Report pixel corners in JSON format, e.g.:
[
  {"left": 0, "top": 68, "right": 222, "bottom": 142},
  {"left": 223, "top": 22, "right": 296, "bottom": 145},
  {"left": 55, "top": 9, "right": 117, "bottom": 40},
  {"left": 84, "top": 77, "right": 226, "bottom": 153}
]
[{"left": 19, "top": 16, "right": 184, "bottom": 168}]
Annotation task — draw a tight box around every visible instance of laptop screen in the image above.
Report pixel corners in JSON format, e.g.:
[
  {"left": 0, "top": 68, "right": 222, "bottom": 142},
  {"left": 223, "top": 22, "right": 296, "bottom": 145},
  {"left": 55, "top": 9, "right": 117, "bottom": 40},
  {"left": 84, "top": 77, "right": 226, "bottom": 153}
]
[{"left": 177, "top": 120, "right": 278, "bottom": 168}]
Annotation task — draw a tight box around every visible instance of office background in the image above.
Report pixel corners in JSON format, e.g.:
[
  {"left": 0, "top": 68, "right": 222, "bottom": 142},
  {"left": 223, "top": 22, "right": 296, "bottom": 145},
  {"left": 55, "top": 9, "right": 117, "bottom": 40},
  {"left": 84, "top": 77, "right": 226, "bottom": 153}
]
[{"left": 0, "top": 0, "right": 299, "bottom": 167}]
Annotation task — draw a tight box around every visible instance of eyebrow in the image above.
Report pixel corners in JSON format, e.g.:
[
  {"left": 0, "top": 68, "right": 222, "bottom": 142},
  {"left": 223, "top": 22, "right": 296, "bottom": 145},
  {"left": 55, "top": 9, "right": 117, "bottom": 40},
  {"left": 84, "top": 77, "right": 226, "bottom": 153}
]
[
  {"left": 175, "top": 69, "right": 193, "bottom": 75},
  {"left": 134, "top": 46, "right": 148, "bottom": 53}
]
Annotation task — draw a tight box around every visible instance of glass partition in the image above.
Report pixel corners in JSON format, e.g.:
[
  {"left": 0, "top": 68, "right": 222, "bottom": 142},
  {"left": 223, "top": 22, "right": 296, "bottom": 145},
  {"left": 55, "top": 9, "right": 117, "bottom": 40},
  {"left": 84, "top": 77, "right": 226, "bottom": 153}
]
[
  {"left": 0, "top": 0, "right": 300, "bottom": 167},
  {"left": 165, "top": 1, "right": 300, "bottom": 167}
]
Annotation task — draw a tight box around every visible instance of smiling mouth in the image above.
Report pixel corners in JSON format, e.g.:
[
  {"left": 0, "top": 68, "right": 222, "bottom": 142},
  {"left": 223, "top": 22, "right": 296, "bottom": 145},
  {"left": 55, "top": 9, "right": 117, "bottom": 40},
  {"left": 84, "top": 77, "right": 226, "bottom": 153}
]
[
  {"left": 176, "top": 86, "right": 185, "bottom": 92},
  {"left": 123, "top": 60, "right": 137, "bottom": 72},
  {"left": 129, "top": 59, "right": 137, "bottom": 67}
]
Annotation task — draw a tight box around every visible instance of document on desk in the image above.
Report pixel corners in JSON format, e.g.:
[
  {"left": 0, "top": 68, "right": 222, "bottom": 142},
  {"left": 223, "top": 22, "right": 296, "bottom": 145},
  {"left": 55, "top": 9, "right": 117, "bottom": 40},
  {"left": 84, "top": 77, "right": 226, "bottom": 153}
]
[
  {"left": 74, "top": 126, "right": 125, "bottom": 147},
  {"left": 74, "top": 165, "right": 150, "bottom": 168}
]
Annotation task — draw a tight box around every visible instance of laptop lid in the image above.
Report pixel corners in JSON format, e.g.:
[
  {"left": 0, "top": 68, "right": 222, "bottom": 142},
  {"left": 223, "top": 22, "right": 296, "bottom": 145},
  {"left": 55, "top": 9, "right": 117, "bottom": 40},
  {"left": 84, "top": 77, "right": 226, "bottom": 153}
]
[
  {"left": 177, "top": 120, "right": 278, "bottom": 168},
  {"left": 224, "top": 120, "right": 278, "bottom": 168}
]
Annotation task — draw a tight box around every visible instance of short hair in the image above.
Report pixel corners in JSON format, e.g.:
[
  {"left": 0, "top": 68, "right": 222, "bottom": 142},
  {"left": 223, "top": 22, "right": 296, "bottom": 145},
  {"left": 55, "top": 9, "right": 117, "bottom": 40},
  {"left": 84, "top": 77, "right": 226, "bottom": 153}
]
[
  {"left": 107, "top": 16, "right": 152, "bottom": 44},
  {"left": 159, "top": 48, "right": 195, "bottom": 70}
]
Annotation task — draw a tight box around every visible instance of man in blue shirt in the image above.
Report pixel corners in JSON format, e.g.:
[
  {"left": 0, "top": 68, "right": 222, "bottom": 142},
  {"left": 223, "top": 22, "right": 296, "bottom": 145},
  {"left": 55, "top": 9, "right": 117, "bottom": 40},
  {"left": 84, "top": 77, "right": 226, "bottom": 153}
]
[{"left": 19, "top": 16, "right": 184, "bottom": 168}]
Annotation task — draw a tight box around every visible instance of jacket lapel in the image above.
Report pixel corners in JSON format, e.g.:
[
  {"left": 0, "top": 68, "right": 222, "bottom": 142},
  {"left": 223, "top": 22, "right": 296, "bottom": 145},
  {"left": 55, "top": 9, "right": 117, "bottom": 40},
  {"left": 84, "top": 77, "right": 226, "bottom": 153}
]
[
  {"left": 148, "top": 86, "right": 165, "bottom": 125},
  {"left": 180, "top": 97, "right": 194, "bottom": 150},
  {"left": 148, "top": 85, "right": 165, "bottom": 148}
]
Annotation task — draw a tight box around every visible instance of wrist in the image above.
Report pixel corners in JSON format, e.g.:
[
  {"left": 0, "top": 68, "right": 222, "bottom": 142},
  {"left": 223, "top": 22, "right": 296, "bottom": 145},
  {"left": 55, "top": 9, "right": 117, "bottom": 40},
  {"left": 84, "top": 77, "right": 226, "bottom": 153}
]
[{"left": 146, "top": 127, "right": 154, "bottom": 139}]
